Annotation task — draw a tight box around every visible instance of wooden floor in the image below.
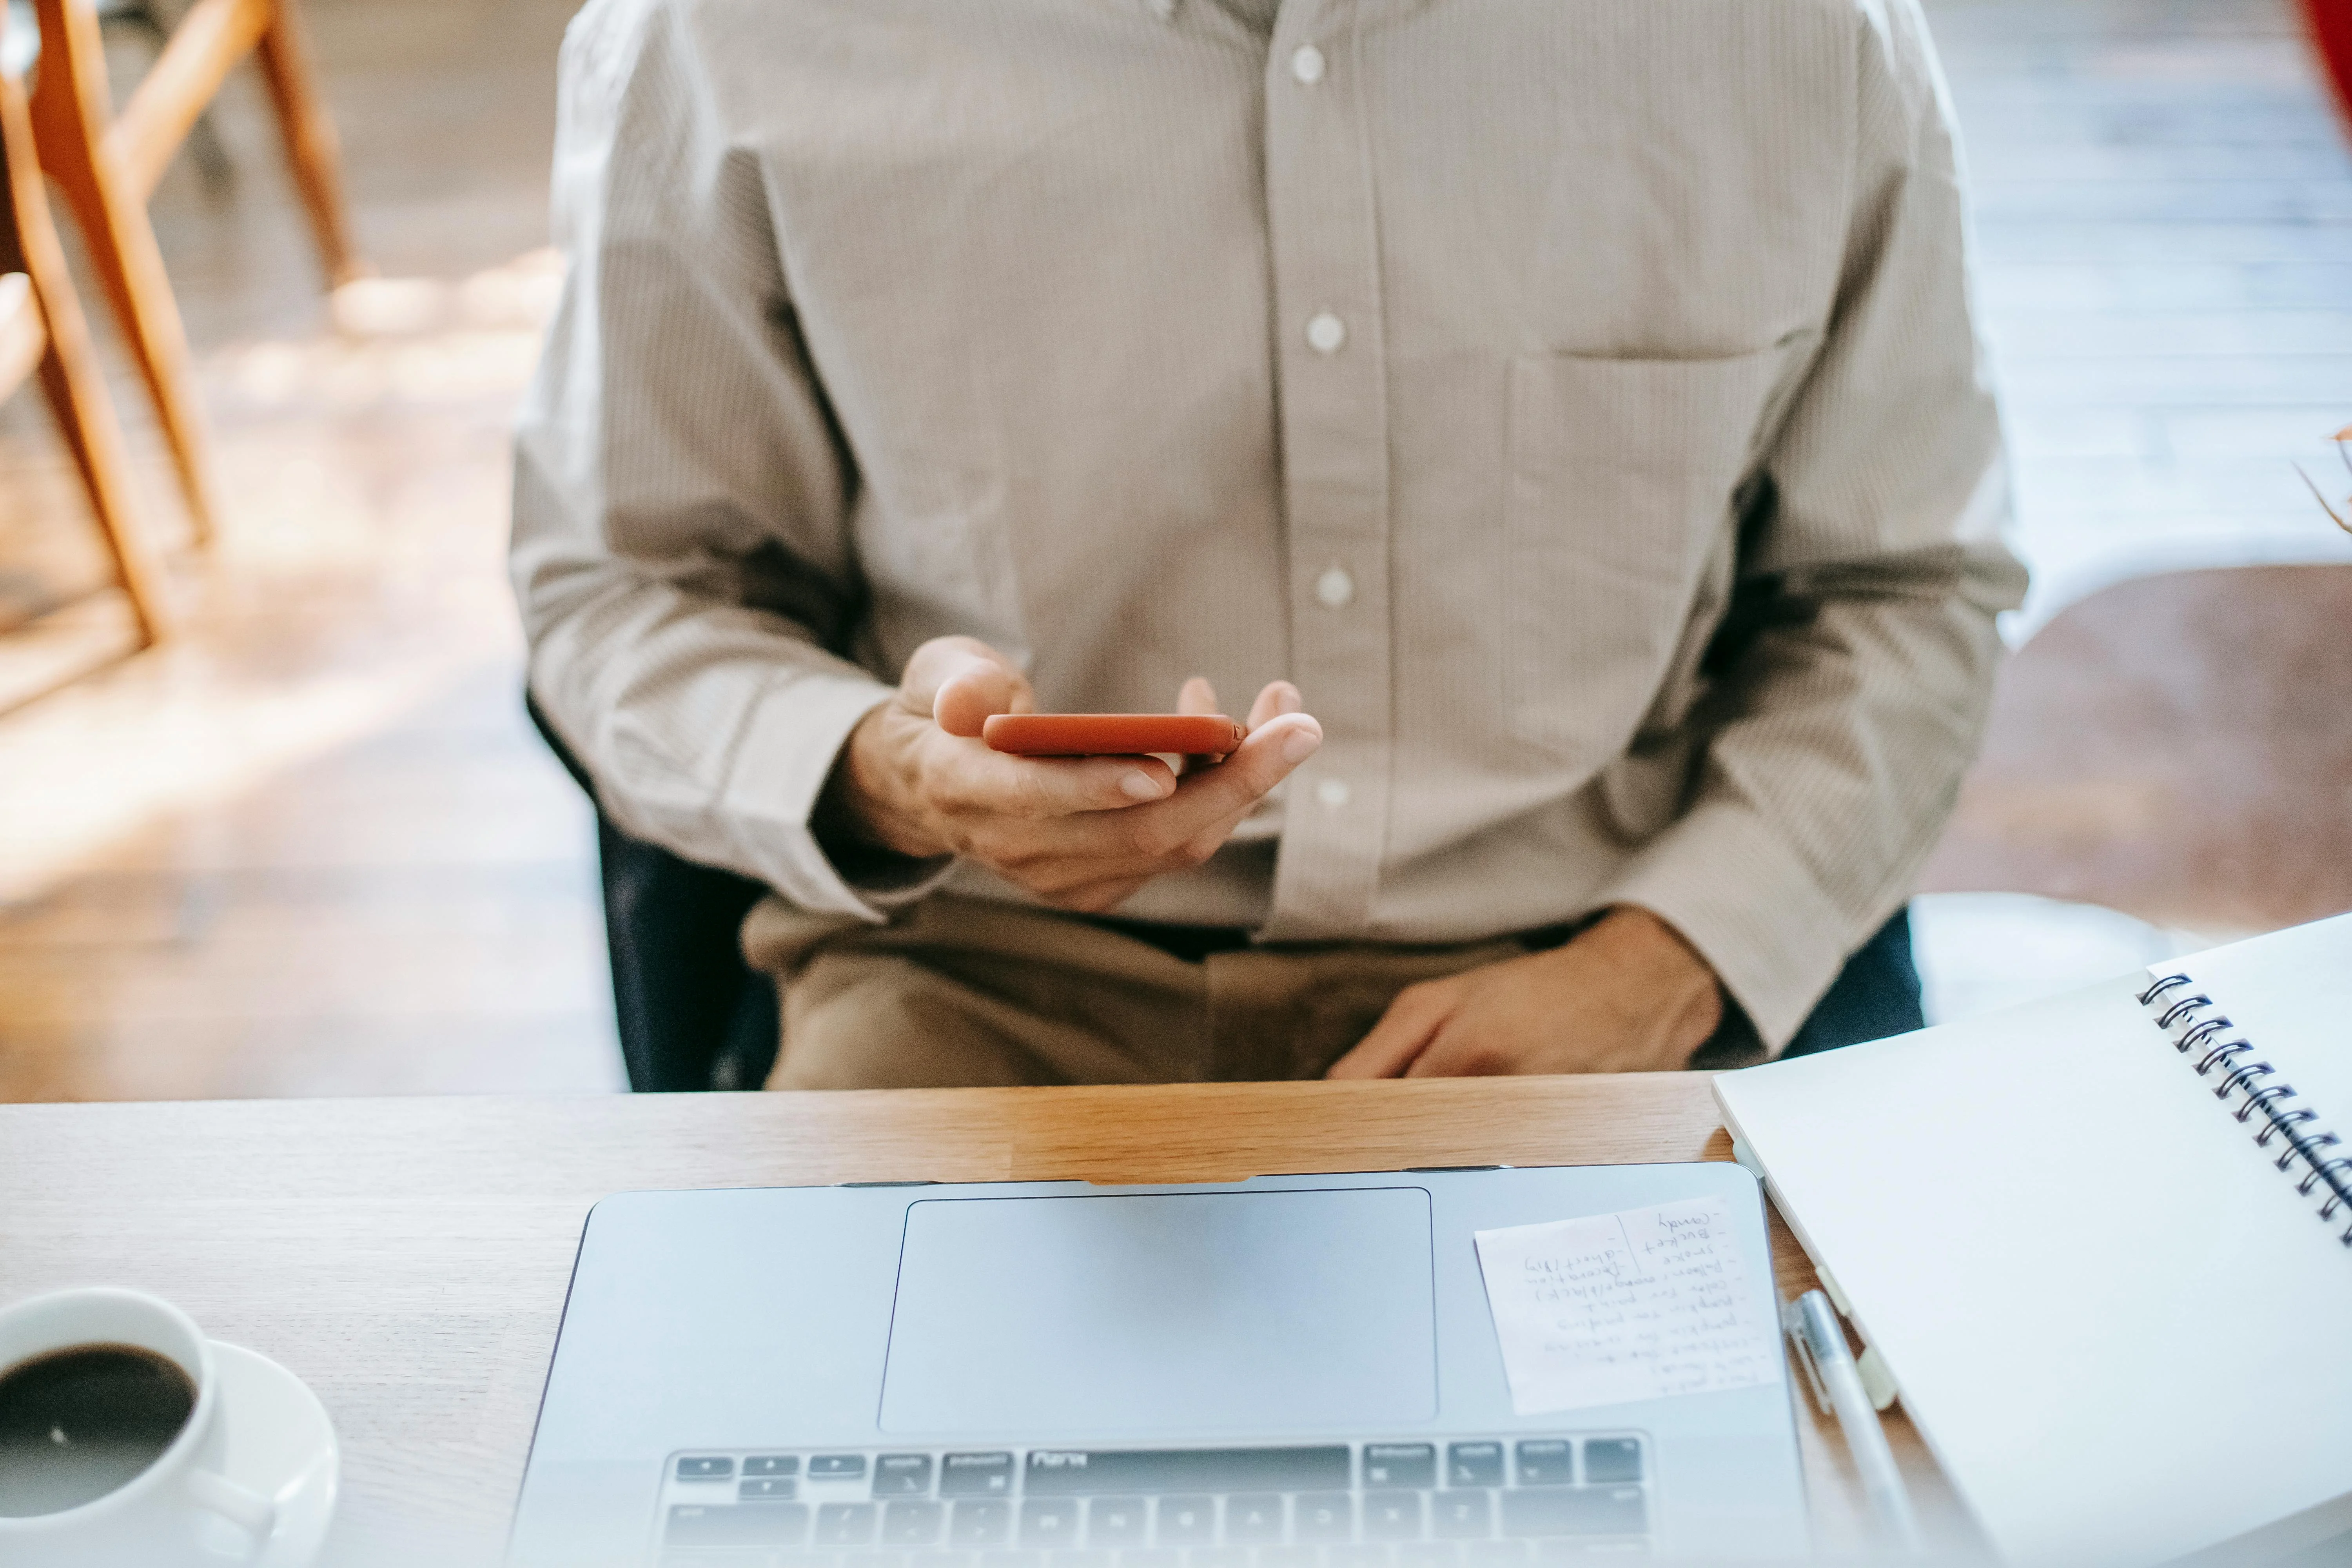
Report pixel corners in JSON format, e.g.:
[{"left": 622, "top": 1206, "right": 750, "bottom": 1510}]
[
  {"left": 0, "top": 0, "right": 2347, "bottom": 1100},
  {"left": 0, "top": 0, "right": 619, "bottom": 1098}
]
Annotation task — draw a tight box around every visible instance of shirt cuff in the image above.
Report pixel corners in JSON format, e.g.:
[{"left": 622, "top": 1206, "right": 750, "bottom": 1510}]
[
  {"left": 717, "top": 673, "right": 952, "bottom": 920},
  {"left": 1593, "top": 799, "right": 1866, "bottom": 1055}
]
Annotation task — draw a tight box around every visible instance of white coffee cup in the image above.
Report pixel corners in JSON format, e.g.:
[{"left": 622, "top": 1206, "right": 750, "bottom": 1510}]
[{"left": 0, "top": 1288, "right": 276, "bottom": 1567}]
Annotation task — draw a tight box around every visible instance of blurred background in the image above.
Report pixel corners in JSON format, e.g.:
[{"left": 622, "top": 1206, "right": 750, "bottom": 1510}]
[{"left": 1, "top": 0, "right": 2348, "bottom": 1101}]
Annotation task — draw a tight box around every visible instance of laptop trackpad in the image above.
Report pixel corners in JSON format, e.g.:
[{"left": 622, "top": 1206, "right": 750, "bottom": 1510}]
[{"left": 880, "top": 1188, "right": 1438, "bottom": 1434}]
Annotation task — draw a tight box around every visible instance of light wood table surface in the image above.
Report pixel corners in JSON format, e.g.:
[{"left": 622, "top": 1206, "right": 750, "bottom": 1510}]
[{"left": 0, "top": 1076, "right": 1975, "bottom": 1564}]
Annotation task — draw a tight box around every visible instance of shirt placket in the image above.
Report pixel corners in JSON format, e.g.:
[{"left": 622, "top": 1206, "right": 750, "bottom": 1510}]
[{"left": 1259, "top": 0, "right": 1392, "bottom": 942}]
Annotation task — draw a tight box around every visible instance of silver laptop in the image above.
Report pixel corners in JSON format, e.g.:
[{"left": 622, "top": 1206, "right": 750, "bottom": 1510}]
[{"left": 509, "top": 1164, "right": 1809, "bottom": 1566}]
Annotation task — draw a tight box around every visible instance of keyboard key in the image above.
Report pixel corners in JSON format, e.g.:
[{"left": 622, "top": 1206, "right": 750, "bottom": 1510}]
[
  {"left": 1024, "top": 1499, "right": 1083, "bottom": 1547},
  {"left": 1361, "top": 1445, "right": 1436, "bottom": 1490},
  {"left": 1295, "top": 1495, "right": 1353, "bottom": 1543},
  {"left": 1397, "top": 1545, "right": 1461, "bottom": 1568},
  {"left": 879, "top": 1456, "right": 937, "bottom": 1497},
  {"left": 1363, "top": 1494, "right": 1423, "bottom": 1542},
  {"left": 981, "top": 1554, "right": 1044, "bottom": 1568},
  {"left": 668, "top": 1501, "right": 811, "bottom": 1546},
  {"left": 1432, "top": 1493, "right": 1492, "bottom": 1541},
  {"left": 1091, "top": 1499, "right": 1151, "bottom": 1546},
  {"left": 1049, "top": 1553, "right": 1112, "bottom": 1568},
  {"left": 955, "top": 1500, "right": 1014, "bottom": 1547},
  {"left": 744, "top": 1477, "right": 801, "bottom": 1501},
  {"left": 945, "top": 1454, "right": 1018, "bottom": 1497},
  {"left": 1514, "top": 1443, "right": 1573, "bottom": 1488},
  {"left": 813, "top": 1456, "right": 871, "bottom": 1481},
  {"left": 1580, "top": 1442, "right": 1641, "bottom": 1485},
  {"left": 1465, "top": 1544, "right": 1529, "bottom": 1566},
  {"left": 1185, "top": 1551, "right": 1246, "bottom": 1568},
  {"left": 1026, "top": 1450, "right": 1351, "bottom": 1496},
  {"left": 749, "top": 1455, "right": 804, "bottom": 1478},
  {"left": 780, "top": 1555, "right": 845, "bottom": 1568},
  {"left": 1330, "top": 1547, "right": 1392, "bottom": 1568},
  {"left": 913, "top": 1553, "right": 976, "bottom": 1568},
  {"left": 1258, "top": 1548, "right": 1319, "bottom": 1568},
  {"left": 1223, "top": 1496, "right": 1285, "bottom": 1545},
  {"left": 1501, "top": 1490, "right": 1647, "bottom": 1539},
  {"left": 886, "top": 1502, "right": 946, "bottom": 1546},
  {"left": 1446, "top": 1445, "right": 1503, "bottom": 1489},
  {"left": 844, "top": 1553, "right": 908, "bottom": 1568},
  {"left": 1118, "top": 1552, "right": 1180, "bottom": 1568},
  {"left": 819, "top": 1503, "right": 880, "bottom": 1546},
  {"left": 1158, "top": 1499, "right": 1216, "bottom": 1546},
  {"left": 1534, "top": 1544, "right": 1647, "bottom": 1563},
  {"left": 677, "top": 1456, "right": 735, "bottom": 1481}
]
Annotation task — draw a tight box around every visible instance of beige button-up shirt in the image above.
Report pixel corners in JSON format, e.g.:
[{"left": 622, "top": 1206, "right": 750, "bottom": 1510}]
[{"left": 513, "top": 0, "right": 2026, "bottom": 1049}]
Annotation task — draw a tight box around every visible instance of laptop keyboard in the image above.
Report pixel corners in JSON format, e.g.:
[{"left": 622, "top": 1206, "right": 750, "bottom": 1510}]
[{"left": 653, "top": 1441, "right": 1651, "bottom": 1566}]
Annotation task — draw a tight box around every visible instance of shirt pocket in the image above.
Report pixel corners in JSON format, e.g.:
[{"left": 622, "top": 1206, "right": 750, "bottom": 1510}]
[{"left": 1503, "top": 343, "right": 1795, "bottom": 769}]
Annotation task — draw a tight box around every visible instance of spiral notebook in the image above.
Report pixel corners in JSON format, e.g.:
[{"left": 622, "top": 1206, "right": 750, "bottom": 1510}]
[{"left": 1713, "top": 912, "right": 2352, "bottom": 1568}]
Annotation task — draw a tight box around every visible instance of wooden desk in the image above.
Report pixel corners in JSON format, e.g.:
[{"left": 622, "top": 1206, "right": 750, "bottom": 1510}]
[{"left": 0, "top": 1076, "right": 1971, "bottom": 1563}]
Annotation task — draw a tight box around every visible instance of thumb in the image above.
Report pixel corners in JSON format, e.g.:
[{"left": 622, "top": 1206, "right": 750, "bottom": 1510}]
[{"left": 900, "top": 637, "right": 1033, "bottom": 737}]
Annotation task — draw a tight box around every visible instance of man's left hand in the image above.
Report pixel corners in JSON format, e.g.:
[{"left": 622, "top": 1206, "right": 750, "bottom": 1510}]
[{"left": 1324, "top": 907, "right": 1725, "bottom": 1078}]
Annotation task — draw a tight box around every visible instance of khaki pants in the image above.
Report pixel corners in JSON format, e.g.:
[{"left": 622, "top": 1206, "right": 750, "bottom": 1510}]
[{"left": 744, "top": 893, "right": 1533, "bottom": 1089}]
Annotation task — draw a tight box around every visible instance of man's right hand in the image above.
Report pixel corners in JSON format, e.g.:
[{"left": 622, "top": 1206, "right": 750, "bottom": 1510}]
[{"left": 817, "top": 636, "right": 1322, "bottom": 914}]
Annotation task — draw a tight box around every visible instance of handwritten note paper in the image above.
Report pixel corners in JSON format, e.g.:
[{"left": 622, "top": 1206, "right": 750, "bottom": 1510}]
[{"left": 1473, "top": 1198, "right": 1779, "bottom": 1414}]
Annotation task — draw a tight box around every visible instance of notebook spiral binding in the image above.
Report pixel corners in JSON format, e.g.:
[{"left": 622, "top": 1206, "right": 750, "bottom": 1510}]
[{"left": 2139, "top": 973, "right": 2352, "bottom": 1247}]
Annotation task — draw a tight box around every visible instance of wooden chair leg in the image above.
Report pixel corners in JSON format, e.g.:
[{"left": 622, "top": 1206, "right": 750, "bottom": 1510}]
[
  {"left": 28, "top": 0, "right": 221, "bottom": 543},
  {"left": 3, "top": 69, "right": 172, "bottom": 643},
  {"left": 34, "top": 324, "right": 173, "bottom": 646},
  {"left": 252, "top": 0, "right": 359, "bottom": 286}
]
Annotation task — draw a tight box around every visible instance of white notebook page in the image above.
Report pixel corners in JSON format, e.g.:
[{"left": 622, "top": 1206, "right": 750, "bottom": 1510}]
[
  {"left": 2166, "top": 912, "right": 2352, "bottom": 1169},
  {"left": 1715, "top": 973, "right": 2352, "bottom": 1567}
]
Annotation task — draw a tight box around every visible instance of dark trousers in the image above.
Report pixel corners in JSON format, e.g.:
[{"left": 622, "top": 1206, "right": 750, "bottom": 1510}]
[
  {"left": 530, "top": 695, "right": 780, "bottom": 1091},
  {"left": 1779, "top": 909, "right": 1926, "bottom": 1058}
]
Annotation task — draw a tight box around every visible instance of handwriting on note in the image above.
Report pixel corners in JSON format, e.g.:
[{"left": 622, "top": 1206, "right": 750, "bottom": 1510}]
[{"left": 1473, "top": 1198, "right": 1779, "bottom": 1414}]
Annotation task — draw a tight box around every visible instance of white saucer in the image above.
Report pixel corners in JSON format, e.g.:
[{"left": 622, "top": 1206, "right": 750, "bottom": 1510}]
[{"left": 202, "top": 1340, "right": 340, "bottom": 1567}]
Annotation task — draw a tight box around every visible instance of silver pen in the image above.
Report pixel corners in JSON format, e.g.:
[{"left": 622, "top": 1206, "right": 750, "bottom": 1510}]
[{"left": 1784, "top": 1288, "right": 1923, "bottom": 1552}]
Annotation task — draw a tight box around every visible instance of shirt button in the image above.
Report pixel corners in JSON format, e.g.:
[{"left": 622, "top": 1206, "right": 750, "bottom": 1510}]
[
  {"left": 1290, "top": 44, "right": 1327, "bottom": 85},
  {"left": 1316, "top": 778, "right": 1352, "bottom": 809},
  {"left": 1314, "top": 566, "right": 1355, "bottom": 609},
  {"left": 1305, "top": 312, "right": 1347, "bottom": 354}
]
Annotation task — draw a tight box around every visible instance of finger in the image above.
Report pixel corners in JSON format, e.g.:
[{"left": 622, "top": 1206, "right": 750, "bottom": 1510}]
[
  {"left": 976, "top": 766, "right": 1270, "bottom": 896},
  {"left": 1172, "top": 676, "right": 1225, "bottom": 776},
  {"left": 935, "top": 748, "right": 1178, "bottom": 823},
  {"left": 1327, "top": 988, "right": 1448, "bottom": 1079},
  {"left": 1014, "top": 711, "right": 1320, "bottom": 866},
  {"left": 1148, "top": 710, "right": 1321, "bottom": 835},
  {"left": 1246, "top": 681, "right": 1301, "bottom": 731},
  {"left": 942, "top": 710, "right": 1319, "bottom": 872},
  {"left": 900, "top": 638, "right": 1034, "bottom": 737},
  {"left": 1402, "top": 1025, "right": 1509, "bottom": 1078},
  {"left": 933, "top": 659, "right": 1034, "bottom": 738}
]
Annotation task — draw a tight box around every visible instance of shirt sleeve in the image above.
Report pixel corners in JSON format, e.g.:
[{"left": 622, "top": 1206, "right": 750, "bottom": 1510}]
[
  {"left": 1596, "top": 0, "right": 2029, "bottom": 1052},
  {"left": 510, "top": 0, "right": 946, "bottom": 920}
]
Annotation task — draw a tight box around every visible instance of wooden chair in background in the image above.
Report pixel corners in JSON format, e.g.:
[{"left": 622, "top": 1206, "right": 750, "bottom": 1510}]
[
  {"left": 26, "top": 0, "right": 359, "bottom": 543},
  {"left": 1, "top": 60, "right": 170, "bottom": 648}
]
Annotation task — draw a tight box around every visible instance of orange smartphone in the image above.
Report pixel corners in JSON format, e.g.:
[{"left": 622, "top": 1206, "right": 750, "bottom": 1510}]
[{"left": 982, "top": 713, "right": 1248, "bottom": 757}]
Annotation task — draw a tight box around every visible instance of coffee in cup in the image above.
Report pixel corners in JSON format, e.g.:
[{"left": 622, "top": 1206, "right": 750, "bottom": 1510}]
[
  {"left": 0, "top": 1289, "right": 275, "bottom": 1566},
  {"left": 0, "top": 1342, "right": 200, "bottom": 1516}
]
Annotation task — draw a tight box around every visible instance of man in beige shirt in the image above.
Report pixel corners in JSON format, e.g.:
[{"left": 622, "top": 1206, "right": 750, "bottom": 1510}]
[{"left": 513, "top": 0, "right": 2025, "bottom": 1088}]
